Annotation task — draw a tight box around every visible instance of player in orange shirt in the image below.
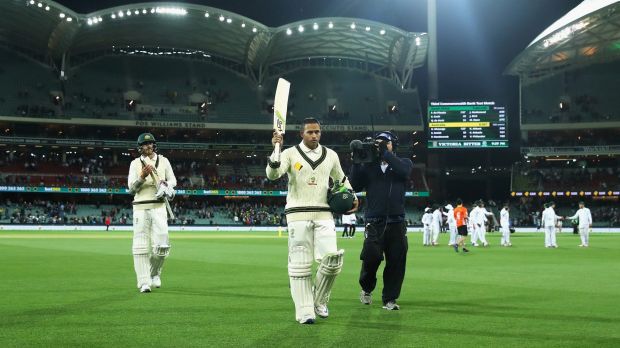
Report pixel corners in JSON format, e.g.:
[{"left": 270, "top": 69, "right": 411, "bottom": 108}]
[{"left": 453, "top": 199, "right": 469, "bottom": 253}]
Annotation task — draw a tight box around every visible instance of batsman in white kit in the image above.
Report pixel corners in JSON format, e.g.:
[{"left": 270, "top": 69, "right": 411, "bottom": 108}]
[
  {"left": 128, "top": 133, "right": 177, "bottom": 293},
  {"left": 567, "top": 201, "right": 593, "bottom": 247},
  {"left": 267, "top": 117, "right": 358, "bottom": 324}
]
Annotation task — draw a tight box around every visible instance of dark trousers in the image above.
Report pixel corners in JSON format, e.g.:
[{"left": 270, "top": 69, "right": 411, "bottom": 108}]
[{"left": 359, "top": 221, "right": 408, "bottom": 304}]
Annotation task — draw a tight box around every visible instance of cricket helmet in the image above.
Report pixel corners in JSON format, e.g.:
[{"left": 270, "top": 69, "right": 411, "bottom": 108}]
[
  {"left": 137, "top": 133, "right": 157, "bottom": 153},
  {"left": 328, "top": 182, "right": 355, "bottom": 214}
]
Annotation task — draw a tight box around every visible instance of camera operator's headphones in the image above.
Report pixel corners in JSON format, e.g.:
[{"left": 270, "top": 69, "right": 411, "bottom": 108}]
[{"left": 374, "top": 131, "right": 399, "bottom": 149}]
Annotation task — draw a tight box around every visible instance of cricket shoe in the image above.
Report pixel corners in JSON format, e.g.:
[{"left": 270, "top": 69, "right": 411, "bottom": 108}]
[
  {"left": 453, "top": 244, "right": 459, "bottom": 253},
  {"left": 360, "top": 290, "right": 372, "bottom": 305},
  {"left": 382, "top": 301, "right": 400, "bottom": 311},
  {"left": 315, "top": 304, "right": 329, "bottom": 318},
  {"left": 482, "top": 242, "right": 489, "bottom": 247},
  {"left": 299, "top": 314, "right": 316, "bottom": 325},
  {"left": 151, "top": 275, "right": 161, "bottom": 288},
  {"left": 139, "top": 284, "right": 151, "bottom": 293}
]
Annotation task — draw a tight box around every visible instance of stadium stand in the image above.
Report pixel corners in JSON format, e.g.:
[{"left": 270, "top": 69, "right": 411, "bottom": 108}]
[{"left": 505, "top": 0, "right": 620, "bottom": 214}]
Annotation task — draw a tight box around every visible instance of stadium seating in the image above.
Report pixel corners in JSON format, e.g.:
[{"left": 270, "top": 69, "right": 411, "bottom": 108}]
[
  {"left": 0, "top": 48, "right": 60, "bottom": 117},
  {"left": 522, "top": 60, "right": 620, "bottom": 124}
]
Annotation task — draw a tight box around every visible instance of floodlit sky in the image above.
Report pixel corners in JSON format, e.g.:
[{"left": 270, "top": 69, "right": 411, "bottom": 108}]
[{"left": 56, "top": 0, "right": 582, "bottom": 101}]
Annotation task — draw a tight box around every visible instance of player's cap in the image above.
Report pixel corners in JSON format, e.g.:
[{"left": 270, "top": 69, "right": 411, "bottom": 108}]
[
  {"left": 444, "top": 204, "right": 453, "bottom": 210},
  {"left": 424, "top": 207, "right": 431, "bottom": 213}
]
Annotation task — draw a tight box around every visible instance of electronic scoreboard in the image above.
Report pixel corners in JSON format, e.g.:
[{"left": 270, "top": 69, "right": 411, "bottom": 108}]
[{"left": 427, "top": 101, "right": 508, "bottom": 149}]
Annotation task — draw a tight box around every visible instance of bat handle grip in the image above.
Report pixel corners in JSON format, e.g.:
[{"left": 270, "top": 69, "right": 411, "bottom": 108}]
[{"left": 274, "top": 142, "right": 281, "bottom": 162}]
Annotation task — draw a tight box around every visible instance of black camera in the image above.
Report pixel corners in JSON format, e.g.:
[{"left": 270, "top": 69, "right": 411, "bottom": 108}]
[{"left": 350, "top": 137, "right": 379, "bottom": 164}]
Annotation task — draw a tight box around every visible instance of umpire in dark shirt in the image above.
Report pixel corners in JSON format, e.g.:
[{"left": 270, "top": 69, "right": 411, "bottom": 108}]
[{"left": 350, "top": 131, "right": 413, "bottom": 310}]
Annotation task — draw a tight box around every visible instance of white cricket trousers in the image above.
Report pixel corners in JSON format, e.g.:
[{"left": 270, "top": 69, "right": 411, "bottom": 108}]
[
  {"left": 544, "top": 226, "right": 556, "bottom": 247},
  {"left": 287, "top": 219, "right": 337, "bottom": 321},
  {"left": 448, "top": 224, "right": 457, "bottom": 245},
  {"left": 133, "top": 206, "right": 169, "bottom": 287},
  {"left": 500, "top": 226, "right": 510, "bottom": 245},
  {"left": 423, "top": 226, "right": 431, "bottom": 245},
  {"left": 431, "top": 224, "right": 440, "bottom": 244},
  {"left": 579, "top": 227, "right": 589, "bottom": 246}
]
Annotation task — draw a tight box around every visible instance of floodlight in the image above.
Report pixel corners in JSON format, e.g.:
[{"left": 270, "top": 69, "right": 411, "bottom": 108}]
[
  {"left": 328, "top": 22, "right": 333, "bottom": 29},
  {"left": 313, "top": 23, "right": 318, "bottom": 30},
  {"left": 59, "top": 12, "right": 65, "bottom": 18},
  {"left": 298, "top": 25, "right": 304, "bottom": 33},
  {"left": 380, "top": 29, "right": 386, "bottom": 35},
  {"left": 350, "top": 23, "right": 356, "bottom": 29},
  {"left": 286, "top": 28, "right": 292, "bottom": 35}
]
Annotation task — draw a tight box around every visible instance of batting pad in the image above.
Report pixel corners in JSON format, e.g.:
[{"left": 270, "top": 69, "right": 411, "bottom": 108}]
[
  {"left": 150, "top": 245, "right": 170, "bottom": 277},
  {"left": 133, "top": 254, "right": 151, "bottom": 287},
  {"left": 314, "top": 249, "right": 344, "bottom": 306},
  {"left": 288, "top": 245, "right": 313, "bottom": 321}
]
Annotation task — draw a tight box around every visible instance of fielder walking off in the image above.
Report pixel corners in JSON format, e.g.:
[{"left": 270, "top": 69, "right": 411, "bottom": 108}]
[
  {"left": 128, "top": 133, "right": 177, "bottom": 293},
  {"left": 421, "top": 207, "right": 432, "bottom": 246},
  {"left": 500, "top": 203, "right": 511, "bottom": 247},
  {"left": 444, "top": 204, "right": 457, "bottom": 247},
  {"left": 267, "top": 118, "right": 358, "bottom": 324},
  {"left": 542, "top": 202, "right": 562, "bottom": 248},
  {"left": 567, "top": 201, "right": 593, "bottom": 247}
]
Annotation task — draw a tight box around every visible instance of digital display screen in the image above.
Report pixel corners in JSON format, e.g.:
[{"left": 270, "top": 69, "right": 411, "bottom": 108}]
[{"left": 427, "top": 101, "right": 508, "bottom": 148}]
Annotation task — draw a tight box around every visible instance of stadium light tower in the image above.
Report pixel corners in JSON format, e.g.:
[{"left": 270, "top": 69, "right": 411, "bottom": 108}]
[{"left": 427, "top": 0, "right": 438, "bottom": 100}]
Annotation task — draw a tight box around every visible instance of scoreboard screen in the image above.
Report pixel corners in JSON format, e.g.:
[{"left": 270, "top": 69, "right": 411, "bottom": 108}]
[{"left": 427, "top": 101, "right": 508, "bottom": 149}]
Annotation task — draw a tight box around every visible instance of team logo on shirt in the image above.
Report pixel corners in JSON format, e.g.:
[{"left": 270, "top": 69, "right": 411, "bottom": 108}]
[
  {"left": 307, "top": 176, "right": 317, "bottom": 186},
  {"left": 294, "top": 162, "right": 303, "bottom": 171}
]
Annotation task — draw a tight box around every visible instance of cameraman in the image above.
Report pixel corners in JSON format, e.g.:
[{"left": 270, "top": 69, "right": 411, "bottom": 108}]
[{"left": 350, "top": 131, "right": 413, "bottom": 310}]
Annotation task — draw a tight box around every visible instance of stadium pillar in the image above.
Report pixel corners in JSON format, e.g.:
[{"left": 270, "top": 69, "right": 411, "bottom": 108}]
[{"left": 427, "top": 0, "right": 438, "bottom": 100}]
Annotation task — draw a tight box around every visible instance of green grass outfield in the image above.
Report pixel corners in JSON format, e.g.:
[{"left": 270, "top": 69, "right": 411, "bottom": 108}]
[{"left": 1, "top": 231, "right": 619, "bottom": 347}]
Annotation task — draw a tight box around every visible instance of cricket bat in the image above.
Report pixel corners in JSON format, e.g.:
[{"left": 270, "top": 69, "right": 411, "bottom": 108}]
[
  {"left": 272, "top": 78, "right": 290, "bottom": 163},
  {"left": 150, "top": 171, "right": 175, "bottom": 220}
]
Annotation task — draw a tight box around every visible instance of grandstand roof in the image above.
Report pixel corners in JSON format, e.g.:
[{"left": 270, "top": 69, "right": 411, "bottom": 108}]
[
  {"left": 0, "top": 1, "right": 427, "bottom": 87},
  {"left": 505, "top": 0, "right": 620, "bottom": 80}
]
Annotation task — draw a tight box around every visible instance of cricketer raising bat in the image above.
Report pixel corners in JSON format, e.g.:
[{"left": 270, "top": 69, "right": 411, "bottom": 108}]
[{"left": 272, "top": 78, "right": 290, "bottom": 163}]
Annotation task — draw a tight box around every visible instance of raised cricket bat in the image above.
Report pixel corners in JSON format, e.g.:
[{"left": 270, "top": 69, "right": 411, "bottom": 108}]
[
  {"left": 272, "top": 78, "right": 290, "bottom": 163},
  {"left": 150, "top": 171, "right": 175, "bottom": 220}
]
